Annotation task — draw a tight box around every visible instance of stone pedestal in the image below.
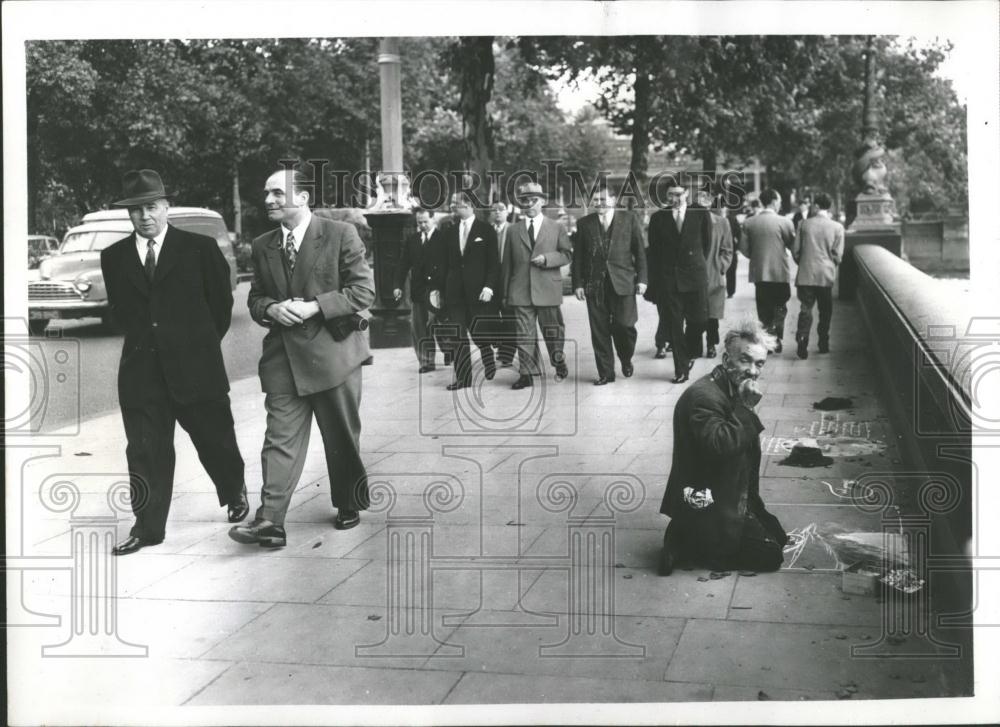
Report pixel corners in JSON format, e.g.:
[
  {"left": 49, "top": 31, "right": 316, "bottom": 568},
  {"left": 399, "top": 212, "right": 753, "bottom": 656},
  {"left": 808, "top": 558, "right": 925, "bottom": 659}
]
[
  {"left": 364, "top": 210, "right": 414, "bottom": 348},
  {"left": 840, "top": 192, "right": 902, "bottom": 300}
]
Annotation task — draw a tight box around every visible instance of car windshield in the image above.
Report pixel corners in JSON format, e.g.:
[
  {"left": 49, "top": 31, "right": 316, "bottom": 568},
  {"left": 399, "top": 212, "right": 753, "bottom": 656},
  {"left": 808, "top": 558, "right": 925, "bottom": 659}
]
[
  {"left": 171, "top": 217, "right": 227, "bottom": 248},
  {"left": 61, "top": 231, "right": 127, "bottom": 253}
]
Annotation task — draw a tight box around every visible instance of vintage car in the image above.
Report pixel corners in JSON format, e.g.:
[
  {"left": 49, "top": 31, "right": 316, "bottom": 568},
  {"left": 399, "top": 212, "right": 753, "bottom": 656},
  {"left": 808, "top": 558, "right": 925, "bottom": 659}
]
[
  {"left": 28, "top": 207, "right": 238, "bottom": 335},
  {"left": 28, "top": 235, "right": 60, "bottom": 270}
]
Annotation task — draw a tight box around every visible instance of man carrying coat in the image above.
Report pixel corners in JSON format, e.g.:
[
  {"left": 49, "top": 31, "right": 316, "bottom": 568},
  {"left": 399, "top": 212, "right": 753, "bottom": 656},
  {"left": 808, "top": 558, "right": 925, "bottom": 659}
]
[
  {"left": 792, "top": 192, "right": 845, "bottom": 359},
  {"left": 231, "top": 168, "right": 375, "bottom": 547},
  {"left": 100, "top": 169, "right": 248, "bottom": 555},
  {"left": 572, "top": 187, "right": 647, "bottom": 385},
  {"left": 501, "top": 182, "right": 573, "bottom": 390},
  {"left": 658, "top": 317, "right": 789, "bottom": 575}
]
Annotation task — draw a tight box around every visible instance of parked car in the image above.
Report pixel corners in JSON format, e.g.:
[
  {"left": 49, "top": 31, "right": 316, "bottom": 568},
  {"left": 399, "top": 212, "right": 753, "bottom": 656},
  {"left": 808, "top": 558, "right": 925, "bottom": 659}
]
[
  {"left": 28, "top": 235, "right": 60, "bottom": 269},
  {"left": 28, "top": 207, "right": 238, "bottom": 335}
]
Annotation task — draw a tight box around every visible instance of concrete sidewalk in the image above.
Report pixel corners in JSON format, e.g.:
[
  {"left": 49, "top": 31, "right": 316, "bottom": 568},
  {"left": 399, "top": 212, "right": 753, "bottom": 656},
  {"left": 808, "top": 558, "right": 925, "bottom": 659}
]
[{"left": 7, "top": 268, "right": 972, "bottom": 720}]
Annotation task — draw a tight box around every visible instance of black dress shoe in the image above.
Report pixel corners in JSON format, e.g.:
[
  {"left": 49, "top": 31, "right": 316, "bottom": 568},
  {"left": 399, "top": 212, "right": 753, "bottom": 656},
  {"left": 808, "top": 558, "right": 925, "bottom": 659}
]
[
  {"left": 593, "top": 376, "right": 615, "bottom": 386},
  {"left": 671, "top": 371, "right": 690, "bottom": 384},
  {"left": 111, "top": 535, "right": 162, "bottom": 556},
  {"left": 229, "top": 518, "right": 286, "bottom": 548},
  {"left": 796, "top": 339, "right": 809, "bottom": 359},
  {"left": 774, "top": 339, "right": 783, "bottom": 354},
  {"left": 511, "top": 374, "right": 533, "bottom": 390},
  {"left": 706, "top": 346, "right": 716, "bottom": 358},
  {"left": 446, "top": 381, "right": 470, "bottom": 391},
  {"left": 554, "top": 363, "right": 569, "bottom": 381},
  {"left": 334, "top": 509, "right": 360, "bottom": 530},
  {"left": 622, "top": 361, "right": 634, "bottom": 377},
  {"left": 227, "top": 485, "right": 250, "bottom": 523},
  {"left": 654, "top": 347, "right": 667, "bottom": 359},
  {"left": 418, "top": 365, "right": 436, "bottom": 374}
]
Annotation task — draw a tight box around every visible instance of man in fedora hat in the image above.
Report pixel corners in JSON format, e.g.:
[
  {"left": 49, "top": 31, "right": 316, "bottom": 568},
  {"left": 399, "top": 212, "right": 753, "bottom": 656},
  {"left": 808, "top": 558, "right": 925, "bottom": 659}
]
[
  {"left": 501, "top": 182, "right": 573, "bottom": 389},
  {"left": 99, "top": 169, "right": 248, "bottom": 556}
]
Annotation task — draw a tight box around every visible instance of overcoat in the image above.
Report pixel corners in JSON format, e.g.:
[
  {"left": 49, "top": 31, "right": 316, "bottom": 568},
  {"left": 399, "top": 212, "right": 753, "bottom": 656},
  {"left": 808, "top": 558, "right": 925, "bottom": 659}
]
[{"left": 706, "top": 212, "right": 734, "bottom": 319}]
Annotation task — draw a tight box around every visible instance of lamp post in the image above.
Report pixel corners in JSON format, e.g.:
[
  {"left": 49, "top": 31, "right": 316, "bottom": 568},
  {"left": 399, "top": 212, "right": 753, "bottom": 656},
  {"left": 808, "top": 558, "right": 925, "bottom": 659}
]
[{"left": 365, "top": 37, "right": 415, "bottom": 347}]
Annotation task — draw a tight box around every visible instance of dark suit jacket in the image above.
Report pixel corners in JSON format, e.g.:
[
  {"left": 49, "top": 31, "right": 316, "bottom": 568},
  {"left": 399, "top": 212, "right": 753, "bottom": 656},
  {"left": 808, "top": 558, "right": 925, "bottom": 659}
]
[
  {"left": 659, "top": 366, "right": 785, "bottom": 561},
  {"left": 394, "top": 228, "right": 443, "bottom": 303},
  {"left": 436, "top": 217, "right": 500, "bottom": 308},
  {"left": 248, "top": 215, "right": 375, "bottom": 396},
  {"left": 645, "top": 206, "right": 713, "bottom": 301},
  {"left": 572, "top": 210, "right": 647, "bottom": 294},
  {"left": 101, "top": 225, "right": 233, "bottom": 407}
]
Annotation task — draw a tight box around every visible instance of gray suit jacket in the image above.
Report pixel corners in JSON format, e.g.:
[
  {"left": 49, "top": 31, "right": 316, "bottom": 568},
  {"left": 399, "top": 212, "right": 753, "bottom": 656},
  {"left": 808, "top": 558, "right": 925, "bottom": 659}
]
[
  {"left": 793, "top": 214, "right": 845, "bottom": 287},
  {"left": 738, "top": 210, "right": 795, "bottom": 284},
  {"left": 501, "top": 215, "right": 572, "bottom": 307},
  {"left": 571, "top": 210, "right": 648, "bottom": 295}
]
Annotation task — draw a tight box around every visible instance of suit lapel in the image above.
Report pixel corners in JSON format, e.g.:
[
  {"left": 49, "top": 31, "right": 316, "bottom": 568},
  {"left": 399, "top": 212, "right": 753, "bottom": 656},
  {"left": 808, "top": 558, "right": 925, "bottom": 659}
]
[
  {"left": 609, "top": 212, "right": 626, "bottom": 252},
  {"left": 123, "top": 234, "right": 150, "bottom": 297},
  {"left": 264, "top": 230, "right": 289, "bottom": 299},
  {"left": 531, "top": 216, "right": 548, "bottom": 254},
  {"left": 518, "top": 219, "right": 533, "bottom": 253},
  {"left": 290, "top": 216, "right": 325, "bottom": 294},
  {"left": 152, "top": 225, "right": 181, "bottom": 285}
]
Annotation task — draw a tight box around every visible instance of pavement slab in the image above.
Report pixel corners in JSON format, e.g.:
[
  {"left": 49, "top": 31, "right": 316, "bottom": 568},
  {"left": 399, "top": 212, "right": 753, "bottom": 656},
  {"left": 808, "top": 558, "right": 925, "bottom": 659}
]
[{"left": 443, "top": 672, "right": 714, "bottom": 704}]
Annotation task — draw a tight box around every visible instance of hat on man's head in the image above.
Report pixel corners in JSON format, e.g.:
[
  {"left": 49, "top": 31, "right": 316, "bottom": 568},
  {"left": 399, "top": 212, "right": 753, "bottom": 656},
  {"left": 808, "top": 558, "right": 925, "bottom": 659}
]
[
  {"left": 112, "top": 169, "right": 175, "bottom": 207},
  {"left": 515, "top": 182, "right": 547, "bottom": 202}
]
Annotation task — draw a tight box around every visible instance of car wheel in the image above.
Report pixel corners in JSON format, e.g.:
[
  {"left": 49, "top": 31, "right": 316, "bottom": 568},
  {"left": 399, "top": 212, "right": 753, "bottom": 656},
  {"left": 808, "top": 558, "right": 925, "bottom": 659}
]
[{"left": 29, "top": 319, "right": 49, "bottom": 336}]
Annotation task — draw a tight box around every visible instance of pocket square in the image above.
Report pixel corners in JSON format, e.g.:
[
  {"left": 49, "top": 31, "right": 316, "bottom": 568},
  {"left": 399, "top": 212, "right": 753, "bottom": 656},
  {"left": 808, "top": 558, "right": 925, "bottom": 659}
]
[{"left": 473, "top": 237, "right": 484, "bottom": 242}]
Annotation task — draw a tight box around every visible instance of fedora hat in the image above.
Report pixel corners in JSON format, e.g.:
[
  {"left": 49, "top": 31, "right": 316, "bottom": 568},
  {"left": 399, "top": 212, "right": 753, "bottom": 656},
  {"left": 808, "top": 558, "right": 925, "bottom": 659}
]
[
  {"left": 514, "top": 182, "right": 547, "bottom": 202},
  {"left": 112, "top": 169, "right": 175, "bottom": 207}
]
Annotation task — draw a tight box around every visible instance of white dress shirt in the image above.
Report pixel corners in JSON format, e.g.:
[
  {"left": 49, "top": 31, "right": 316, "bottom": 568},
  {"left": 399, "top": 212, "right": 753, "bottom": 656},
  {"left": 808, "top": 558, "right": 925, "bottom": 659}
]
[
  {"left": 282, "top": 211, "right": 312, "bottom": 252},
  {"left": 600, "top": 210, "right": 615, "bottom": 231},
  {"left": 135, "top": 226, "right": 168, "bottom": 265}
]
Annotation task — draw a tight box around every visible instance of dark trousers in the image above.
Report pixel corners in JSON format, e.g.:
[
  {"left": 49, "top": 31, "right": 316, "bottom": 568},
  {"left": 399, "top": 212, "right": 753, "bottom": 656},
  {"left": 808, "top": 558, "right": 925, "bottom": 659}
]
[
  {"left": 795, "top": 285, "right": 833, "bottom": 345},
  {"left": 754, "top": 281, "right": 791, "bottom": 341},
  {"left": 586, "top": 279, "right": 638, "bottom": 380},
  {"left": 446, "top": 304, "right": 496, "bottom": 385},
  {"left": 259, "top": 368, "right": 368, "bottom": 525},
  {"left": 726, "top": 255, "right": 738, "bottom": 297},
  {"left": 122, "top": 389, "right": 245, "bottom": 542},
  {"left": 668, "top": 509, "right": 784, "bottom": 573},
  {"left": 705, "top": 318, "right": 720, "bottom": 347},
  {"left": 410, "top": 300, "right": 438, "bottom": 367},
  {"left": 513, "top": 305, "right": 565, "bottom": 376},
  {"left": 659, "top": 284, "right": 706, "bottom": 377},
  {"left": 654, "top": 302, "right": 672, "bottom": 349}
]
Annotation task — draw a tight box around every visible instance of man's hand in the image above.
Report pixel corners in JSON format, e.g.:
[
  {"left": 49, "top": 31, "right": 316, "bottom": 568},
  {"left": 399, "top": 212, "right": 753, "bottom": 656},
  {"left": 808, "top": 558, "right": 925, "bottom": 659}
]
[
  {"left": 286, "top": 299, "right": 320, "bottom": 320},
  {"left": 267, "top": 300, "right": 304, "bottom": 327},
  {"left": 636, "top": 282, "right": 647, "bottom": 296},
  {"left": 574, "top": 287, "right": 586, "bottom": 301},
  {"left": 392, "top": 288, "right": 403, "bottom": 301},
  {"left": 478, "top": 288, "right": 493, "bottom": 303},
  {"left": 531, "top": 254, "right": 546, "bottom": 268},
  {"left": 739, "top": 378, "right": 763, "bottom": 409},
  {"left": 429, "top": 290, "right": 441, "bottom": 309}
]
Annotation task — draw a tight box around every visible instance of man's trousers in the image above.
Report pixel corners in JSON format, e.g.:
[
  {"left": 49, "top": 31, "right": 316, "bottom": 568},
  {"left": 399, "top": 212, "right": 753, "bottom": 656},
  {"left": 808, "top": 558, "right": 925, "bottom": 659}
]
[
  {"left": 753, "top": 281, "right": 791, "bottom": 341},
  {"left": 795, "top": 285, "right": 833, "bottom": 346},
  {"left": 586, "top": 280, "right": 637, "bottom": 380},
  {"left": 513, "top": 305, "right": 566, "bottom": 376},
  {"left": 409, "top": 300, "right": 438, "bottom": 367}
]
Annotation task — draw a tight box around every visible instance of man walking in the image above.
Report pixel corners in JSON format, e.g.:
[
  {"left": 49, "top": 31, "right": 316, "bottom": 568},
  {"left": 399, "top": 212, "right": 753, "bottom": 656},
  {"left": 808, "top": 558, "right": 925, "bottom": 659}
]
[
  {"left": 231, "top": 168, "right": 375, "bottom": 547},
  {"left": 695, "top": 191, "right": 734, "bottom": 359},
  {"left": 645, "top": 184, "right": 712, "bottom": 383},
  {"left": 429, "top": 192, "right": 500, "bottom": 390},
  {"left": 738, "top": 188, "right": 795, "bottom": 353},
  {"left": 572, "top": 187, "right": 647, "bottom": 385},
  {"left": 100, "top": 169, "right": 247, "bottom": 555},
  {"left": 658, "top": 317, "right": 789, "bottom": 575},
  {"left": 489, "top": 200, "right": 517, "bottom": 368},
  {"left": 792, "top": 193, "right": 844, "bottom": 359},
  {"left": 501, "top": 182, "right": 572, "bottom": 389},
  {"left": 393, "top": 208, "right": 443, "bottom": 373}
]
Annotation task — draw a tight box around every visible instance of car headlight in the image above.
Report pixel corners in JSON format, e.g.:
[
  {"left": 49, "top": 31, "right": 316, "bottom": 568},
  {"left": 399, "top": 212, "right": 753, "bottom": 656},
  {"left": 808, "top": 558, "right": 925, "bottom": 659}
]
[
  {"left": 74, "top": 279, "right": 92, "bottom": 293},
  {"left": 38, "top": 260, "right": 52, "bottom": 280}
]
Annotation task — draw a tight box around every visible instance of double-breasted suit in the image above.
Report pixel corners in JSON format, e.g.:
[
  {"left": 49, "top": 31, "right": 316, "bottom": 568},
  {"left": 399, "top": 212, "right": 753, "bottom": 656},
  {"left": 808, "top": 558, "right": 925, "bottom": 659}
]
[
  {"left": 572, "top": 210, "right": 648, "bottom": 380},
  {"left": 433, "top": 216, "right": 500, "bottom": 385},
  {"left": 501, "top": 214, "right": 572, "bottom": 377},
  {"left": 248, "top": 214, "right": 375, "bottom": 524},
  {"left": 101, "top": 224, "right": 245, "bottom": 542},
  {"left": 645, "top": 206, "right": 712, "bottom": 375}
]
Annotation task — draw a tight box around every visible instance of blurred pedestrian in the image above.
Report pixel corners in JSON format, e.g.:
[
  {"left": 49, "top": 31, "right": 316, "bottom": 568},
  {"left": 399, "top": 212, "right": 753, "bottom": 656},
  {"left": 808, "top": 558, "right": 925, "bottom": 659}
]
[
  {"left": 792, "top": 196, "right": 812, "bottom": 233},
  {"left": 572, "top": 186, "right": 647, "bottom": 385},
  {"left": 694, "top": 191, "right": 734, "bottom": 359},
  {"left": 393, "top": 208, "right": 444, "bottom": 373},
  {"left": 101, "top": 169, "right": 247, "bottom": 555},
  {"left": 658, "top": 316, "right": 789, "bottom": 575},
  {"left": 792, "top": 193, "right": 845, "bottom": 358},
  {"left": 501, "top": 182, "right": 572, "bottom": 389},
  {"left": 725, "top": 207, "right": 741, "bottom": 298},
  {"left": 232, "top": 168, "right": 374, "bottom": 547},
  {"left": 738, "top": 188, "right": 795, "bottom": 353},
  {"left": 644, "top": 184, "right": 712, "bottom": 383},
  {"left": 489, "top": 200, "right": 517, "bottom": 368}
]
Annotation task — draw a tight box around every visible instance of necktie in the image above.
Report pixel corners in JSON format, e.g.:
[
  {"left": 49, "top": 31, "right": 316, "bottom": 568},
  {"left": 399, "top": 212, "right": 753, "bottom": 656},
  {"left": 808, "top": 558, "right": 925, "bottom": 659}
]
[
  {"left": 528, "top": 219, "right": 536, "bottom": 245},
  {"left": 496, "top": 226, "right": 504, "bottom": 263},
  {"left": 459, "top": 221, "right": 469, "bottom": 255},
  {"left": 284, "top": 230, "right": 297, "bottom": 272},
  {"left": 421, "top": 232, "right": 427, "bottom": 245},
  {"left": 144, "top": 239, "right": 156, "bottom": 282},
  {"left": 674, "top": 209, "right": 683, "bottom": 232}
]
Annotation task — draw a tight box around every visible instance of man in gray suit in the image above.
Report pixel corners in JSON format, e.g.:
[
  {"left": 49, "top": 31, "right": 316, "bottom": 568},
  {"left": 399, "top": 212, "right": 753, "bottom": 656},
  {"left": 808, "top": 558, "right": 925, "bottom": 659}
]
[
  {"left": 572, "top": 187, "right": 647, "bottom": 385},
  {"left": 231, "top": 168, "right": 375, "bottom": 547},
  {"left": 501, "top": 182, "right": 573, "bottom": 390},
  {"left": 792, "top": 193, "right": 845, "bottom": 359},
  {"left": 738, "top": 188, "right": 796, "bottom": 353}
]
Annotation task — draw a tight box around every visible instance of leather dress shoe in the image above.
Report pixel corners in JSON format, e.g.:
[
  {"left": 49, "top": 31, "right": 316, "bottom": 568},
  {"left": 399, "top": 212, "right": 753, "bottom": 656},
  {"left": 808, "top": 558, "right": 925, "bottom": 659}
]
[
  {"left": 334, "top": 509, "right": 360, "bottom": 530},
  {"left": 227, "top": 485, "right": 250, "bottom": 523},
  {"left": 774, "top": 339, "right": 783, "bottom": 354},
  {"left": 594, "top": 376, "right": 615, "bottom": 386},
  {"left": 621, "top": 361, "right": 634, "bottom": 377},
  {"left": 111, "top": 535, "right": 162, "bottom": 556},
  {"left": 229, "top": 518, "right": 286, "bottom": 548},
  {"left": 446, "top": 381, "right": 470, "bottom": 391},
  {"left": 418, "top": 364, "right": 436, "bottom": 374},
  {"left": 796, "top": 339, "right": 809, "bottom": 360},
  {"left": 554, "top": 363, "right": 569, "bottom": 381},
  {"left": 511, "top": 374, "right": 533, "bottom": 390},
  {"left": 654, "top": 347, "right": 667, "bottom": 359},
  {"left": 671, "top": 372, "right": 690, "bottom": 384},
  {"left": 706, "top": 346, "right": 717, "bottom": 358}
]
